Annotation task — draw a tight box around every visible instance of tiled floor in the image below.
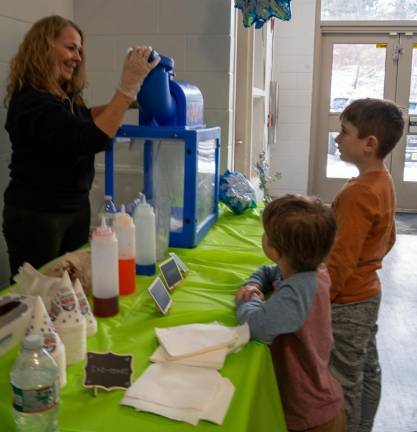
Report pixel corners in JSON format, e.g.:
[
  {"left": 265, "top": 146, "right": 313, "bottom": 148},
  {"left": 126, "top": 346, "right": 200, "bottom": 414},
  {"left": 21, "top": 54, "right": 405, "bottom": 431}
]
[
  {"left": 373, "top": 235, "right": 417, "bottom": 431},
  {"left": 395, "top": 213, "right": 417, "bottom": 235}
]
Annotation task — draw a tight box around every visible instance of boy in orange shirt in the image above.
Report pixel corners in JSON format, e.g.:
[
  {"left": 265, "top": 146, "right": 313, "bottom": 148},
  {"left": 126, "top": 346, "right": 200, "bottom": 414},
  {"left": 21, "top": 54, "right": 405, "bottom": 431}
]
[{"left": 326, "top": 98, "right": 405, "bottom": 432}]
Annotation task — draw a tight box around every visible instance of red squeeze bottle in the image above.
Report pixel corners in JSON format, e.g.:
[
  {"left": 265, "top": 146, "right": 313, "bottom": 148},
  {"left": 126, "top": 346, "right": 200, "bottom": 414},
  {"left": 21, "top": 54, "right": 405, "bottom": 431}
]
[{"left": 113, "top": 205, "right": 136, "bottom": 295}]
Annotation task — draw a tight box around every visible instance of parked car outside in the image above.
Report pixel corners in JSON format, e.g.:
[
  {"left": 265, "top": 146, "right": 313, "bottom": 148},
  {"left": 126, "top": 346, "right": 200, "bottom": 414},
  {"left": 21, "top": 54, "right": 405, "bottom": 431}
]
[
  {"left": 331, "top": 97, "right": 350, "bottom": 111},
  {"left": 405, "top": 135, "right": 417, "bottom": 162},
  {"left": 408, "top": 100, "right": 417, "bottom": 113}
]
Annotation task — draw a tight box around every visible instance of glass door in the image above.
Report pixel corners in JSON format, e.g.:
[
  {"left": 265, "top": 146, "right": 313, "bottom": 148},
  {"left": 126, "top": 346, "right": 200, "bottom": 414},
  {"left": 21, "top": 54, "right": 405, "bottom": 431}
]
[
  {"left": 312, "top": 32, "right": 417, "bottom": 210},
  {"left": 391, "top": 34, "right": 417, "bottom": 209}
]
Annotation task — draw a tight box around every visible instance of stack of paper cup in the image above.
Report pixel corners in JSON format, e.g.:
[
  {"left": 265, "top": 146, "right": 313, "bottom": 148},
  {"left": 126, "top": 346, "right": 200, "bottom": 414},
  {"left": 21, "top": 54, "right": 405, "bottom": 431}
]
[
  {"left": 48, "top": 272, "right": 86, "bottom": 365},
  {"left": 26, "top": 296, "right": 67, "bottom": 387},
  {"left": 73, "top": 278, "right": 97, "bottom": 336}
]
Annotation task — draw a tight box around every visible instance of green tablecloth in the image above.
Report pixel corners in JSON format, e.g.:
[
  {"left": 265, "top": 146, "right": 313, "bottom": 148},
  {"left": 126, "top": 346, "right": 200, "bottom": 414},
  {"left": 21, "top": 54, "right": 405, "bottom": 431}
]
[{"left": 0, "top": 205, "right": 287, "bottom": 432}]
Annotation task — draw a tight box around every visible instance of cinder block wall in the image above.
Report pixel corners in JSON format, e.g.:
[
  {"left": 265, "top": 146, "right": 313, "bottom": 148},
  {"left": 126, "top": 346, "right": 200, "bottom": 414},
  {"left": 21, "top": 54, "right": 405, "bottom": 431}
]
[
  {"left": 75, "top": 0, "right": 235, "bottom": 224},
  {"left": 0, "top": 1, "right": 235, "bottom": 287},
  {"left": 0, "top": 1, "right": 73, "bottom": 288}
]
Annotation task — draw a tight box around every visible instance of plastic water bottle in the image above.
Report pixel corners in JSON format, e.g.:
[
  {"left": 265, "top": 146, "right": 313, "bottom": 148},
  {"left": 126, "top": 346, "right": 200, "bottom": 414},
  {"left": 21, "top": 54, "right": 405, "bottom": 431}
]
[
  {"left": 91, "top": 216, "right": 119, "bottom": 317},
  {"left": 10, "top": 334, "right": 59, "bottom": 432},
  {"left": 98, "top": 195, "right": 117, "bottom": 227},
  {"left": 124, "top": 195, "right": 142, "bottom": 217},
  {"left": 113, "top": 204, "right": 136, "bottom": 295},
  {"left": 133, "top": 194, "right": 156, "bottom": 275}
]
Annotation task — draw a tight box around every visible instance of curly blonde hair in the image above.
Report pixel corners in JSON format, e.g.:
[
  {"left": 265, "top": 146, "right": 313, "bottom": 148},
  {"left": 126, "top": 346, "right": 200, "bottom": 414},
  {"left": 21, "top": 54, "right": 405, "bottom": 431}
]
[{"left": 4, "top": 15, "right": 86, "bottom": 107}]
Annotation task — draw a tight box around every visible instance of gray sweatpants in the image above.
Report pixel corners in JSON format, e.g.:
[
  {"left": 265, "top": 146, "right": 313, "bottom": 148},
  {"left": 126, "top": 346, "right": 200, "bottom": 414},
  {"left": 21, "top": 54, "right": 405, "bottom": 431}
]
[{"left": 330, "top": 294, "right": 381, "bottom": 432}]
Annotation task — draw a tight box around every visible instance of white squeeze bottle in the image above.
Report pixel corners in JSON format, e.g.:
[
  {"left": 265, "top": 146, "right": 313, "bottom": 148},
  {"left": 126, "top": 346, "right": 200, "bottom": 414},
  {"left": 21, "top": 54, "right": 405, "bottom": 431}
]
[
  {"left": 10, "top": 335, "right": 59, "bottom": 432},
  {"left": 113, "top": 205, "right": 136, "bottom": 295},
  {"left": 133, "top": 194, "right": 156, "bottom": 275},
  {"left": 91, "top": 216, "right": 119, "bottom": 317}
]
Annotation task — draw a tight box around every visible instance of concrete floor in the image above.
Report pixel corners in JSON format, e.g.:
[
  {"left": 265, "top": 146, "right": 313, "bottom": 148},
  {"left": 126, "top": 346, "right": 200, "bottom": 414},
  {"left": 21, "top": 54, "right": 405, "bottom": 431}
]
[{"left": 373, "top": 235, "right": 417, "bottom": 431}]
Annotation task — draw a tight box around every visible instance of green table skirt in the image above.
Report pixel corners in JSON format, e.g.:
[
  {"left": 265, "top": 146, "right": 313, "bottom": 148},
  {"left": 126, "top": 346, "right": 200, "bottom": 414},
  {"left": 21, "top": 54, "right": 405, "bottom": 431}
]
[{"left": 0, "top": 205, "right": 287, "bottom": 432}]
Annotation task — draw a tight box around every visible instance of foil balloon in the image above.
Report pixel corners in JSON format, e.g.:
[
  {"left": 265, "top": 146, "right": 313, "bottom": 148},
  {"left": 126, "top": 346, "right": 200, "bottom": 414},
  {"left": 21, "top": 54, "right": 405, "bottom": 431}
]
[{"left": 235, "top": 0, "right": 292, "bottom": 28}]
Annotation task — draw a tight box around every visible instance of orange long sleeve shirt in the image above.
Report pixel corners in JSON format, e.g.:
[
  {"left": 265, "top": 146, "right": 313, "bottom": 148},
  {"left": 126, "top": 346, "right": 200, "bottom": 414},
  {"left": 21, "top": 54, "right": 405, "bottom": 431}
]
[{"left": 326, "top": 170, "right": 396, "bottom": 304}]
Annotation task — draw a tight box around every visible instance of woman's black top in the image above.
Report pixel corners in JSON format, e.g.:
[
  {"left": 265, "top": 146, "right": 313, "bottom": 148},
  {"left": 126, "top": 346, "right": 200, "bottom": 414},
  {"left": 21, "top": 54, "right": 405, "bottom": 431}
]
[{"left": 4, "top": 88, "right": 111, "bottom": 212}]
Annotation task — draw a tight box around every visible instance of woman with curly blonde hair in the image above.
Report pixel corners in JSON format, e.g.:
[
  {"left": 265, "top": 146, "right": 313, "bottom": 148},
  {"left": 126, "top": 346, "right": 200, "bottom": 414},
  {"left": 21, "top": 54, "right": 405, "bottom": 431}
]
[
  {"left": 3, "top": 15, "right": 159, "bottom": 280},
  {"left": 4, "top": 16, "right": 86, "bottom": 107}
]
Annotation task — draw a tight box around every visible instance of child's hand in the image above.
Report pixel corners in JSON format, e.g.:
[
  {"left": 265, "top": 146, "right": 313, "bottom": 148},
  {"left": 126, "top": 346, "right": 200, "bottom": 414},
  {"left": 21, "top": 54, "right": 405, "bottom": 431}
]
[{"left": 235, "top": 283, "right": 264, "bottom": 302}]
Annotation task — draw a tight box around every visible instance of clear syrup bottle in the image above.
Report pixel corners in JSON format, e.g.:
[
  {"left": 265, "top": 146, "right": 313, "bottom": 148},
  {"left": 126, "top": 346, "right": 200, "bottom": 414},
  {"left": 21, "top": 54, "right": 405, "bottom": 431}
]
[
  {"left": 133, "top": 194, "right": 156, "bottom": 275},
  {"left": 91, "top": 216, "right": 119, "bottom": 317}
]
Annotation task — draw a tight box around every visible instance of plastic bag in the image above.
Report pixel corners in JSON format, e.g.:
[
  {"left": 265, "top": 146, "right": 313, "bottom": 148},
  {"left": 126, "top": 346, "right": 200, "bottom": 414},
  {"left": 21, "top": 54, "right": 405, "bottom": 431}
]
[{"left": 219, "top": 170, "right": 257, "bottom": 214}]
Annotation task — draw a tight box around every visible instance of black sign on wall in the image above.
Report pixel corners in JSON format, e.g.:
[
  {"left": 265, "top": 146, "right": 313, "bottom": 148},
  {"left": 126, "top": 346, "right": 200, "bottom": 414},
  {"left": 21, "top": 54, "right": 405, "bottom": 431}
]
[{"left": 83, "top": 352, "right": 134, "bottom": 392}]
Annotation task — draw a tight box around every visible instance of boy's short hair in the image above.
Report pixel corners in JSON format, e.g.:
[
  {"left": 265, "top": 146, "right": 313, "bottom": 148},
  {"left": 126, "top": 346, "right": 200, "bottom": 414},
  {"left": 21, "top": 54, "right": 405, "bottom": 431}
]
[
  {"left": 340, "top": 98, "right": 404, "bottom": 158},
  {"left": 262, "top": 195, "right": 336, "bottom": 272}
]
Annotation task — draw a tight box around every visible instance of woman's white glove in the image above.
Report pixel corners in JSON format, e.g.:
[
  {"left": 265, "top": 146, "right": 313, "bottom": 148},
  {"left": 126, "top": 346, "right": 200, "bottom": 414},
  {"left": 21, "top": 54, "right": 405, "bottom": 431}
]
[{"left": 117, "top": 46, "right": 160, "bottom": 100}]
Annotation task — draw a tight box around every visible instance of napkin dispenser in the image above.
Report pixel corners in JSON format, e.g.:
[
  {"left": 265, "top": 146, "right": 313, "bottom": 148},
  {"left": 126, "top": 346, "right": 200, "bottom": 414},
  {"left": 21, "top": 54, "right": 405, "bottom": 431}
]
[{"left": 0, "top": 294, "right": 33, "bottom": 356}]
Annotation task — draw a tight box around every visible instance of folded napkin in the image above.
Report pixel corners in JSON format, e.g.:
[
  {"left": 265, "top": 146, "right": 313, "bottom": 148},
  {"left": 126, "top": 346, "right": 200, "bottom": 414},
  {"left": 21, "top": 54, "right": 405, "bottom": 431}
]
[
  {"left": 150, "top": 323, "right": 249, "bottom": 369},
  {"left": 14, "top": 263, "right": 61, "bottom": 309},
  {"left": 228, "top": 322, "right": 250, "bottom": 353},
  {"left": 155, "top": 322, "right": 249, "bottom": 359},
  {"left": 124, "top": 376, "right": 234, "bottom": 425},
  {"left": 150, "top": 345, "right": 228, "bottom": 369},
  {"left": 122, "top": 363, "right": 234, "bottom": 425}
]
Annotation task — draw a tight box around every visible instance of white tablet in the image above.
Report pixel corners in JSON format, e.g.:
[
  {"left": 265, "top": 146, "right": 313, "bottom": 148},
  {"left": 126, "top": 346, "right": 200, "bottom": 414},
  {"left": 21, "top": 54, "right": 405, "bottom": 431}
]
[
  {"left": 148, "top": 277, "right": 172, "bottom": 315},
  {"left": 159, "top": 257, "right": 183, "bottom": 290}
]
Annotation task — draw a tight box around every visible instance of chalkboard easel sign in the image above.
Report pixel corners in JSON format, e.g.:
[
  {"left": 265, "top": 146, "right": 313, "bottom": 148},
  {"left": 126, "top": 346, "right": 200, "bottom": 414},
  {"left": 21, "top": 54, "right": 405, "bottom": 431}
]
[
  {"left": 83, "top": 352, "right": 134, "bottom": 395},
  {"left": 169, "top": 252, "right": 189, "bottom": 273},
  {"left": 159, "top": 257, "right": 183, "bottom": 290}
]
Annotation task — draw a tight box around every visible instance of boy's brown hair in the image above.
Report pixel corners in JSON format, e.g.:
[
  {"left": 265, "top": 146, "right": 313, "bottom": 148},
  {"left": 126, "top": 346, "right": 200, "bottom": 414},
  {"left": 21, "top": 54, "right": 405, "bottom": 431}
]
[
  {"left": 262, "top": 195, "right": 336, "bottom": 272},
  {"left": 340, "top": 98, "right": 404, "bottom": 158}
]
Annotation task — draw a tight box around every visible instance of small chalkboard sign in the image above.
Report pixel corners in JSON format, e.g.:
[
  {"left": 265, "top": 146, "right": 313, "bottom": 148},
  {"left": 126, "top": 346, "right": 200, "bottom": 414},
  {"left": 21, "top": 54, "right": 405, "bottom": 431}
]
[
  {"left": 159, "top": 257, "right": 183, "bottom": 290},
  {"left": 83, "top": 352, "right": 134, "bottom": 393},
  {"left": 148, "top": 277, "right": 172, "bottom": 314},
  {"left": 169, "top": 252, "right": 189, "bottom": 273}
]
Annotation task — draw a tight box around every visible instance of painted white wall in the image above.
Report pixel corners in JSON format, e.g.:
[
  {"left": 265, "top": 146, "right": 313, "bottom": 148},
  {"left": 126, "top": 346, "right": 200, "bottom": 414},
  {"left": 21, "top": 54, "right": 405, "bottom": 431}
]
[
  {"left": 0, "top": 0, "right": 73, "bottom": 288},
  {"left": 269, "top": 0, "right": 318, "bottom": 197}
]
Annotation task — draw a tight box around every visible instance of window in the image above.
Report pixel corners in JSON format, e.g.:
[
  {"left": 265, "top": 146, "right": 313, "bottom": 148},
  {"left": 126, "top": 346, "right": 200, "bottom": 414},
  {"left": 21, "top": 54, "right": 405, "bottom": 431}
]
[{"left": 321, "top": 0, "right": 417, "bottom": 21}]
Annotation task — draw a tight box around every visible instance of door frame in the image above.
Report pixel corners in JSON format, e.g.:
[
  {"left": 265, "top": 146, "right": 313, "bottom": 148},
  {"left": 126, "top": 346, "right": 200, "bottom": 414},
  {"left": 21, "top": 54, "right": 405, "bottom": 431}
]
[
  {"left": 391, "top": 33, "right": 417, "bottom": 209},
  {"left": 233, "top": 13, "right": 274, "bottom": 181}
]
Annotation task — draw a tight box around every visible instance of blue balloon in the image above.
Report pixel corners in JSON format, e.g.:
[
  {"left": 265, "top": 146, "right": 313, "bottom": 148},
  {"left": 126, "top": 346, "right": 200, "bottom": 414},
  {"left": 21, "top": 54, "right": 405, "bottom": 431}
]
[{"left": 235, "top": 0, "right": 292, "bottom": 29}]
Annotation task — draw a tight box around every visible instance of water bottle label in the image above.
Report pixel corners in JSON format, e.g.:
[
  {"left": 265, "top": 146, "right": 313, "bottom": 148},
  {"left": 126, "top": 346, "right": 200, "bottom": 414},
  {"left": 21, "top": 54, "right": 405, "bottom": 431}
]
[{"left": 12, "top": 381, "right": 59, "bottom": 413}]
